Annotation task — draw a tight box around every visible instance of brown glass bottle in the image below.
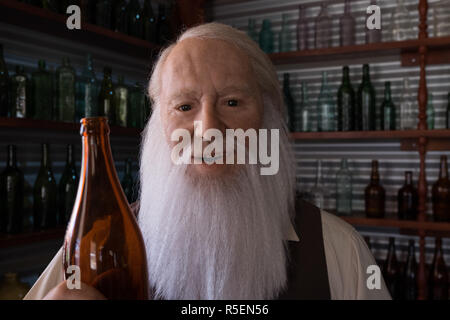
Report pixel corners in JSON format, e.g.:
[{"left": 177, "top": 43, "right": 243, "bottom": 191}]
[
  {"left": 365, "top": 160, "right": 385, "bottom": 218},
  {"left": 432, "top": 155, "right": 450, "bottom": 222},
  {"left": 63, "top": 117, "right": 149, "bottom": 300},
  {"left": 397, "top": 171, "right": 418, "bottom": 220},
  {"left": 428, "top": 238, "right": 448, "bottom": 300},
  {"left": 382, "top": 237, "right": 401, "bottom": 300},
  {"left": 402, "top": 240, "right": 417, "bottom": 300}
]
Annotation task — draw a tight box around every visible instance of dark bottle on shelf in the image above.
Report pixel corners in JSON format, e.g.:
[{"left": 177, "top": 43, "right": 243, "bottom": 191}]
[
  {"left": 96, "top": 0, "right": 113, "bottom": 29},
  {"left": 127, "top": 0, "right": 144, "bottom": 39},
  {"left": 0, "top": 44, "right": 9, "bottom": 117},
  {"left": 428, "top": 237, "right": 448, "bottom": 300},
  {"left": 129, "top": 83, "right": 145, "bottom": 129},
  {"left": 446, "top": 92, "right": 450, "bottom": 129},
  {"left": 76, "top": 54, "right": 99, "bottom": 121},
  {"left": 31, "top": 60, "right": 53, "bottom": 120},
  {"left": 33, "top": 143, "right": 57, "bottom": 230},
  {"left": 365, "top": 0, "right": 382, "bottom": 44},
  {"left": 337, "top": 66, "right": 355, "bottom": 131},
  {"left": 356, "top": 64, "right": 376, "bottom": 131},
  {"left": 283, "top": 73, "right": 296, "bottom": 132},
  {"left": 339, "top": 0, "right": 355, "bottom": 47},
  {"left": 114, "top": 75, "right": 129, "bottom": 127},
  {"left": 58, "top": 144, "right": 79, "bottom": 226},
  {"left": 296, "top": 5, "right": 308, "bottom": 51},
  {"left": 113, "top": 0, "right": 129, "bottom": 34},
  {"left": 365, "top": 160, "right": 385, "bottom": 218},
  {"left": 432, "top": 155, "right": 450, "bottom": 222},
  {"left": 62, "top": 117, "right": 149, "bottom": 300},
  {"left": 382, "top": 237, "right": 401, "bottom": 300},
  {"left": 380, "top": 81, "right": 396, "bottom": 131},
  {"left": 98, "top": 67, "right": 116, "bottom": 126},
  {"left": 56, "top": 57, "right": 76, "bottom": 122},
  {"left": 397, "top": 171, "right": 418, "bottom": 220},
  {"left": 143, "top": 0, "right": 157, "bottom": 43},
  {"left": 156, "top": 3, "right": 171, "bottom": 45},
  {"left": 402, "top": 240, "right": 418, "bottom": 300},
  {"left": 121, "top": 158, "right": 134, "bottom": 203},
  {"left": 0, "top": 145, "right": 24, "bottom": 234},
  {"left": 10, "top": 65, "right": 29, "bottom": 119}
]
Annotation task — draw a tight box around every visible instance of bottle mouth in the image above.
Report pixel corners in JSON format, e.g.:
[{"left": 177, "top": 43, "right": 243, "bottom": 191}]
[{"left": 80, "top": 117, "right": 110, "bottom": 136}]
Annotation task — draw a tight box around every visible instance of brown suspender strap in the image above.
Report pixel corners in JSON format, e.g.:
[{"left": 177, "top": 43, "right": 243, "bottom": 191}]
[{"left": 276, "top": 199, "right": 331, "bottom": 300}]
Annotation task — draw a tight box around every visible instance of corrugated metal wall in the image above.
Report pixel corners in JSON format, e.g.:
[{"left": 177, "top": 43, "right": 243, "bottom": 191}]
[{"left": 205, "top": 0, "right": 450, "bottom": 263}]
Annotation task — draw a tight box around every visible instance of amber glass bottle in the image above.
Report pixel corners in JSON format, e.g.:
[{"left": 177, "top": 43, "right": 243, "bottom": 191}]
[
  {"left": 63, "top": 117, "right": 149, "bottom": 300},
  {"left": 428, "top": 238, "right": 448, "bottom": 300},
  {"left": 365, "top": 160, "right": 385, "bottom": 218},
  {"left": 382, "top": 237, "right": 401, "bottom": 300},
  {"left": 432, "top": 155, "right": 450, "bottom": 222},
  {"left": 402, "top": 240, "right": 417, "bottom": 300},
  {"left": 397, "top": 171, "right": 418, "bottom": 220}
]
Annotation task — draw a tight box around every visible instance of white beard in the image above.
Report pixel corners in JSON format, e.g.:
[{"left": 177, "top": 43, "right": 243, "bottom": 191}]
[{"left": 138, "top": 102, "right": 296, "bottom": 300}]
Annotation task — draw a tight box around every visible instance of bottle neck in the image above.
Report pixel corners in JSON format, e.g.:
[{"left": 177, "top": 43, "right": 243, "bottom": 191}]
[
  {"left": 342, "top": 68, "right": 350, "bottom": 85},
  {"left": 439, "top": 156, "right": 448, "bottom": 179},
  {"left": 371, "top": 161, "right": 379, "bottom": 184},
  {"left": 41, "top": 144, "right": 49, "bottom": 168},
  {"left": 384, "top": 83, "right": 392, "bottom": 101},
  {"left": 388, "top": 238, "right": 396, "bottom": 256},
  {"left": 301, "top": 83, "right": 308, "bottom": 102},
  {"left": 125, "top": 160, "right": 132, "bottom": 175},
  {"left": 405, "top": 172, "right": 413, "bottom": 185},
  {"left": 67, "top": 145, "right": 74, "bottom": 166},
  {"left": 316, "top": 161, "right": 322, "bottom": 185},
  {"left": 344, "top": 0, "right": 351, "bottom": 14},
  {"left": 6, "top": 145, "right": 17, "bottom": 168},
  {"left": 362, "top": 66, "right": 371, "bottom": 83},
  {"left": 434, "top": 238, "right": 443, "bottom": 258}
]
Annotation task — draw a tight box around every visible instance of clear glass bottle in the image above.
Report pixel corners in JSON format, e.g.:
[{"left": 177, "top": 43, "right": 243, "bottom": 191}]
[
  {"left": 336, "top": 158, "right": 352, "bottom": 216},
  {"left": 310, "top": 160, "right": 325, "bottom": 209},
  {"left": 98, "top": 66, "right": 115, "bottom": 125},
  {"left": 76, "top": 54, "right": 99, "bottom": 121},
  {"left": 296, "top": 5, "right": 308, "bottom": 51},
  {"left": 10, "top": 65, "right": 29, "bottom": 119},
  {"left": 247, "top": 18, "right": 259, "bottom": 43},
  {"left": 400, "top": 78, "right": 416, "bottom": 130},
  {"left": 339, "top": 0, "right": 355, "bottom": 47},
  {"left": 317, "top": 71, "right": 336, "bottom": 132},
  {"left": 114, "top": 75, "right": 129, "bottom": 127},
  {"left": 427, "top": 93, "right": 435, "bottom": 130},
  {"left": 315, "top": 3, "right": 332, "bottom": 49},
  {"left": 278, "top": 13, "right": 291, "bottom": 53},
  {"left": 56, "top": 57, "right": 76, "bottom": 122},
  {"left": 299, "top": 81, "right": 312, "bottom": 132},
  {"left": 390, "top": 0, "right": 415, "bottom": 41},
  {"left": 259, "top": 19, "right": 274, "bottom": 54},
  {"left": 366, "top": 0, "right": 382, "bottom": 44}
]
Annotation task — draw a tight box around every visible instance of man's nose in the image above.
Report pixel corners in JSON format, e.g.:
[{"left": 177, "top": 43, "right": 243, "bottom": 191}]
[{"left": 194, "top": 104, "right": 224, "bottom": 138}]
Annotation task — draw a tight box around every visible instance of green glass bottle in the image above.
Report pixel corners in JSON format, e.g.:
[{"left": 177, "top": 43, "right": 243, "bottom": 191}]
[
  {"left": 299, "top": 81, "right": 313, "bottom": 132},
  {"left": 356, "top": 64, "right": 376, "bottom": 131},
  {"left": 337, "top": 66, "right": 355, "bottom": 131},
  {"left": 58, "top": 144, "right": 78, "bottom": 226},
  {"left": 75, "top": 54, "right": 99, "bottom": 121},
  {"left": 155, "top": 3, "right": 171, "bottom": 45},
  {"left": 129, "top": 83, "right": 145, "bottom": 128},
  {"left": 10, "top": 65, "right": 29, "bottom": 119},
  {"left": 113, "top": 0, "right": 129, "bottom": 34},
  {"left": 121, "top": 158, "right": 134, "bottom": 203},
  {"left": 96, "top": 0, "right": 113, "bottom": 29},
  {"left": 56, "top": 57, "right": 76, "bottom": 122},
  {"left": 98, "top": 66, "right": 116, "bottom": 125},
  {"left": 259, "top": 19, "right": 274, "bottom": 54},
  {"left": 128, "top": 0, "right": 144, "bottom": 39},
  {"left": 0, "top": 44, "right": 9, "bottom": 117},
  {"left": 427, "top": 93, "right": 435, "bottom": 130},
  {"left": 381, "top": 81, "right": 396, "bottom": 131},
  {"left": 115, "top": 75, "right": 129, "bottom": 127},
  {"left": 143, "top": 0, "right": 157, "bottom": 43},
  {"left": 278, "top": 13, "right": 291, "bottom": 53},
  {"left": 283, "top": 73, "right": 296, "bottom": 132},
  {"left": 31, "top": 60, "right": 53, "bottom": 120},
  {"left": 317, "top": 71, "right": 336, "bottom": 132},
  {"left": 33, "top": 143, "right": 57, "bottom": 230},
  {"left": 0, "top": 145, "right": 24, "bottom": 234},
  {"left": 247, "top": 18, "right": 259, "bottom": 43}
]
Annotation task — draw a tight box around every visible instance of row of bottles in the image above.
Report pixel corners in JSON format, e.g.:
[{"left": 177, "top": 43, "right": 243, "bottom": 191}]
[
  {"left": 250, "top": 0, "right": 423, "bottom": 54},
  {"left": 282, "top": 65, "right": 450, "bottom": 132},
  {"left": 0, "top": 46, "right": 151, "bottom": 128},
  {"left": 0, "top": 144, "right": 138, "bottom": 234},
  {"left": 376, "top": 236, "right": 448, "bottom": 300},
  {"left": 19, "top": 0, "right": 172, "bottom": 46},
  {"left": 307, "top": 155, "right": 450, "bottom": 222}
]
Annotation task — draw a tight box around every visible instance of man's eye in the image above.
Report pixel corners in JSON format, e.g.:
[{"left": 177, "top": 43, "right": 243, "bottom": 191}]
[
  {"left": 178, "top": 104, "right": 192, "bottom": 112},
  {"left": 227, "top": 99, "right": 239, "bottom": 107}
]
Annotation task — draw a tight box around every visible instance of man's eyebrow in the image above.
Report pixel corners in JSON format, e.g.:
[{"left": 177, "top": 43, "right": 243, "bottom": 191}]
[
  {"left": 167, "top": 85, "right": 254, "bottom": 104},
  {"left": 218, "top": 85, "right": 252, "bottom": 95}
]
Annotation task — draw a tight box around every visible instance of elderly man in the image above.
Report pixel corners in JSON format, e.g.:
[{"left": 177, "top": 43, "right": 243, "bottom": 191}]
[{"left": 24, "top": 22, "right": 390, "bottom": 300}]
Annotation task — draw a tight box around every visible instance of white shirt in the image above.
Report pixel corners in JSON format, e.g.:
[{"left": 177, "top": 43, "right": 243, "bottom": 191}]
[{"left": 24, "top": 210, "right": 391, "bottom": 300}]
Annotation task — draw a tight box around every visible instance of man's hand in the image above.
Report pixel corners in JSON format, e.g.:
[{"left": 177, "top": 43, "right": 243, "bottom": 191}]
[{"left": 43, "top": 281, "right": 106, "bottom": 300}]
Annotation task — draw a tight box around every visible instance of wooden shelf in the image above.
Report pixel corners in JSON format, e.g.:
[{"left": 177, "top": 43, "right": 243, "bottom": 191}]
[
  {"left": 0, "top": 0, "right": 162, "bottom": 61},
  {"left": 0, "top": 117, "right": 142, "bottom": 137},
  {"left": 0, "top": 227, "right": 65, "bottom": 249}
]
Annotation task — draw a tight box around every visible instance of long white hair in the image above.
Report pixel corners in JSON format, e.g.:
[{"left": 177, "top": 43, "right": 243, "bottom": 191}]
[{"left": 138, "top": 22, "right": 297, "bottom": 300}]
